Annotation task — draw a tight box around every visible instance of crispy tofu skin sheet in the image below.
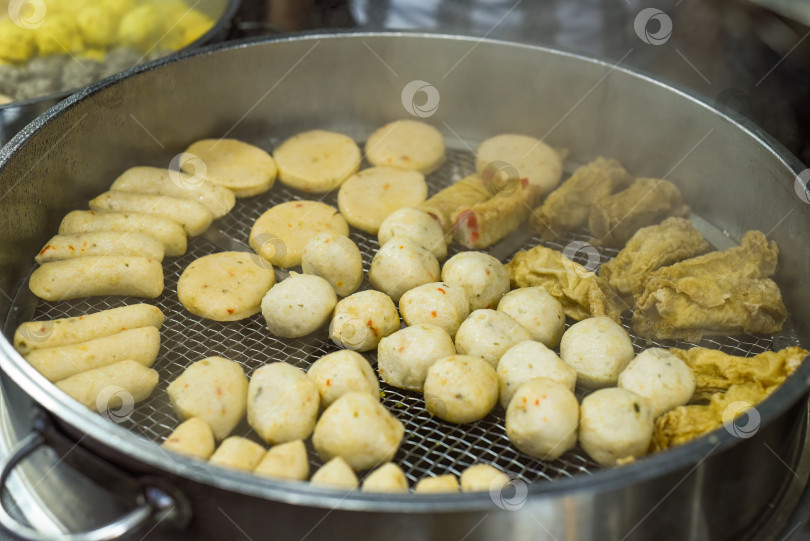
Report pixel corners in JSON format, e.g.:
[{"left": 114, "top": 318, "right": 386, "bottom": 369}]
[
  {"left": 530, "top": 157, "right": 633, "bottom": 241},
  {"left": 632, "top": 231, "right": 787, "bottom": 341},
  {"left": 588, "top": 178, "right": 689, "bottom": 247},
  {"left": 506, "top": 244, "right": 624, "bottom": 322},
  {"left": 418, "top": 175, "right": 491, "bottom": 233},
  {"left": 600, "top": 217, "right": 710, "bottom": 296},
  {"left": 651, "top": 346, "right": 807, "bottom": 451}
]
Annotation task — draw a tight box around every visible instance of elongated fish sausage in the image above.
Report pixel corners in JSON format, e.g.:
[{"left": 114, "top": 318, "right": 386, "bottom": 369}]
[
  {"left": 111, "top": 166, "right": 235, "bottom": 218},
  {"left": 25, "top": 326, "right": 160, "bottom": 382},
  {"left": 29, "top": 256, "right": 164, "bottom": 301},
  {"left": 59, "top": 210, "right": 187, "bottom": 256},
  {"left": 14, "top": 304, "right": 164, "bottom": 355},
  {"left": 89, "top": 191, "right": 213, "bottom": 236},
  {"left": 56, "top": 360, "right": 159, "bottom": 411},
  {"left": 36, "top": 232, "right": 165, "bottom": 264}
]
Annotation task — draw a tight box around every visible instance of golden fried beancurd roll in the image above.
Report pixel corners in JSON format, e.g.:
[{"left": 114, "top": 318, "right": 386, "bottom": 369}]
[
  {"left": 59, "top": 210, "right": 187, "bottom": 256},
  {"left": 111, "top": 166, "right": 235, "bottom": 218},
  {"left": 29, "top": 256, "right": 164, "bottom": 301},
  {"left": 56, "top": 360, "right": 159, "bottom": 411},
  {"left": 25, "top": 326, "right": 160, "bottom": 382},
  {"left": 13, "top": 304, "right": 164, "bottom": 355},
  {"left": 418, "top": 175, "right": 491, "bottom": 233},
  {"left": 35, "top": 232, "right": 165, "bottom": 264},
  {"left": 162, "top": 418, "right": 216, "bottom": 460},
  {"left": 209, "top": 437, "right": 266, "bottom": 472},
  {"left": 89, "top": 191, "right": 213, "bottom": 236}
]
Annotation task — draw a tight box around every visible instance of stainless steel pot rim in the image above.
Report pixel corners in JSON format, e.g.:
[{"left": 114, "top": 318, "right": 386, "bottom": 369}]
[
  {"left": 1, "top": 31, "right": 808, "bottom": 512},
  {"left": 0, "top": 0, "right": 243, "bottom": 111}
]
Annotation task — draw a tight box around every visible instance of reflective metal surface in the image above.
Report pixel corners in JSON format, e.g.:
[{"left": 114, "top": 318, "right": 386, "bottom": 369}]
[{"left": 0, "top": 33, "right": 809, "bottom": 539}]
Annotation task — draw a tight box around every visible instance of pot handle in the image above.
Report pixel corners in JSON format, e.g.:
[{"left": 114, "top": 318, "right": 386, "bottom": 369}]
[{"left": 0, "top": 431, "right": 175, "bottom": 541}]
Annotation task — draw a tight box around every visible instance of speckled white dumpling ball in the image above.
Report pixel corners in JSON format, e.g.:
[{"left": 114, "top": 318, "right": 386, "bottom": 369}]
[
  {"left": 312, "top": 392, "right": 405, "bottom": 471},
  {"left": 441, "top": 252, "right": 509, "bottom": 311},
  {"left": 423, "top": 355, "right": 498, "bottom": 424},
  {"left": 505, "top": 378, "right": 579, "bottom": 460},
  {"left": 261, "top": 272, "right": 337, "bottom": 338},
  {"left": 377, "top": 324, "right": 456, "bottom": 391},
  {"left": 247, "top": 362, "right": 320, "bottom": 445},
  {"left": 497, "top": 340, "right": 577, "bottom": 409},
  {"left": 398, "top": 281, "right": 470, "bottom": 336},
  {"left": 302, "top": 233, "right": 363, "bottom": 297},
  {"left": 618, "top": 348, "right": 696, "bottom": 418},
  {"left": 579, "top": 388, "right": 653, "bottom": 467},
  {"left": 497, "top": 287, "right": 565, "bottom": 348},
  {"left": 378, "top": 207, "right": 447, "bottom": 261},
  {"left": 369, "top": 237, "right": 440, "bottom": 302},
  {"left": 454, "top": 309, "right": 531, "bottom": 368},
  {"left": 329, "top": 290, "right": 400, "bottom": 352},
  {"left": 560, "top": 316, "right": 634, "bottom": 388},
  {"left": 307, "top": 350, "right": 380, "bottom": 409}
]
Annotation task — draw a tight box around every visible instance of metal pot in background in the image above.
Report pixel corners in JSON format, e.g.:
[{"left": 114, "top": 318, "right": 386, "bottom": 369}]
[
  {"left": 0, "top": 0, "right": 242, "bottom": 147},
  {"left": 0, "top": 33, "right": 809, "bottom": 540}
]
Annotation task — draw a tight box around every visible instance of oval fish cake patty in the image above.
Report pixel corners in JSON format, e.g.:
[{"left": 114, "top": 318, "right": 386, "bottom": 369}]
[
  {"left": 177, "top": 251, "right": 276, "bottom": 321},
  {"left": 338, "top": 166, "right": 427, "bottom": 234},
  {"left": 181, "top": 139, "right": 277, "bottom": 198},
  {"left": 249, "top": 200, "right": 349, "bottom": 268},
  {"left": 475, "top": 134, "right": 563, "bottom": 197},
  {"left": 274, "top": 130, "right": 361, "bottom": 193}
]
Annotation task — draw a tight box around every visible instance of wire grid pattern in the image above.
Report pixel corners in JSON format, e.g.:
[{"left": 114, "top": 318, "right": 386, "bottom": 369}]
[{"left": 21, "top": 148, "right": 798, "bottom": 486}]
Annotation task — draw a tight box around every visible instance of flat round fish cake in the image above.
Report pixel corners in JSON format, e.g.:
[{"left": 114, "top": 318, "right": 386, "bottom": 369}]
[
  {"left": 181, "top": 139, "right": 277, "bottom": 198},
  {"left": 337, "top": 166, "right": 427, "bottom": 234},
  {"left": 273, "top": 130, "right": 361, "bottom": 193},
  {"left": 249, "top": 200, "right": 349, "bottom": 268},
  {"left": 177, "top": 251, "right": 276, "bottom": 321},
  {"left": 475, "top": 134, "right": 563, "bottom": 196},
  {"left": 365, "top": 120, "right": 445, "bottom": 174}
]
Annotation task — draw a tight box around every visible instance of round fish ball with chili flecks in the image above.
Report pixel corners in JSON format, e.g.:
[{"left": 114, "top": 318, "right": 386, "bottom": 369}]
[
  {"left": 361, "top": 462, "right": 409, "bottom": 493},
  {"left": 423, "top": 355, "right": 498, "bottom": 424},
  {"left": 497, "top": 340, "right": 577, "bottom": 409},
  {"left": 377, "top": 324, "right": 456, "bottom": 391},
  {"left": 247, "top": 362, "right": 320, "bottom": 445},
  {"left": 312, "top": 392, "right": 405, "bottom": 471},
  {"left": 579, "top": 388, "right": 654, "bottom": 467},
  {"left": 497, "top": 287, "right": 565, "bottom": 348},
  {"left": 618, "top": 348, "right": 696, "bottom": 418},
  {"left": 460, "top": 464, "right": 510, "bottom": 493},
  {"left": 505, "top": 378, "right": 579, "bottom": 460},
  {"left": 441, "top": 252, "right": 509, "bottom": 311},
  {"left": 398, "top": 282, "right": 470, "bottom": 337},
  {"left": 454, "top": 310, "right": 531, "bottom": 369},
  {"left": 369, "top": 237, "right": 440, "bottom": 303},
  {"left": 307, "top": 350, "right": 380, "bottom": 409},
  {"left": 414, "top": 475, "right": 459, "bottom": 494},
  {"left": 378, "top": 207, "right": 447, "bottom": 261},
  {"left": 560, "top": 316, "right": 635, "bottom": 388},
  {"left": 302, "top": 232, "right": 363, "bottom": 297},
  {"left": 330, "top": 290, "right": 400, "bottom": 352},
  {"left": 261, "top": 273, "right": 337, "bottom": 338}
]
